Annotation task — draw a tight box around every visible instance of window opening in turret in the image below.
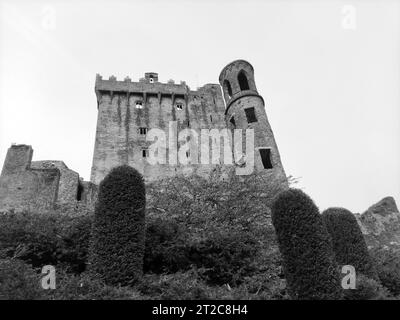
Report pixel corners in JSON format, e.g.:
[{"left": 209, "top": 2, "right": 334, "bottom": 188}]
[
  {"left": 244, "top": 107, "right": 257, "bottom": 123},
  {"left": 259, "top": 148, "right": 273, "bottom": 169},
  {"left": 238, "top": 70, "right": 250, "bottom": 91}
]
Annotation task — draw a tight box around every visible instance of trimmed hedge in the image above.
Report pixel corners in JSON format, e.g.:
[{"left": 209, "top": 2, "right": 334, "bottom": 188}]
[
  {"left": 271, "top": 189, "right": 342, "bottom": 300},
  {"left": 89, "top": 165, "right": 146, "bottom": 286},
  {"left": 322, "top": 207, "right": 377, "bottom": 280},
  {"left": 0, "top": 210, "right": 92, "bottom": 273}
]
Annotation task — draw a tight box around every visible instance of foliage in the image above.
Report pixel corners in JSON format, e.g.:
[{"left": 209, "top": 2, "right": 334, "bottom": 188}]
[
  {"left": 370, "top": 246, "right": 400, "bottom": 296},
  {"left": 89, "top": 165, "right": 146, "bottom": 286},
  {"left": 271, "top": 188, "right": 343, "bottom": 300},
  {"left": 343, "top": 273, "right": 389, "bottom": 300},
  {"left": 144, "top": 217, "right": 188, "bottom": 274},
  {"left": 322, "top": 207, "right": 377, "bottom": 280},
  {"left": 45, "top": 270, "right": 143, "bottom": 300},
  {"left": 137, "top": 265, "right": 287, "bottom": 300},
  {"left": 0, "top": 258, "right": 44, "bottom": 300},
  {"left": 0, "top": 209, "right": 92, "bottom": 273},
  {"left": 145, "top": 168, "right": 284, "bottom": 285}
]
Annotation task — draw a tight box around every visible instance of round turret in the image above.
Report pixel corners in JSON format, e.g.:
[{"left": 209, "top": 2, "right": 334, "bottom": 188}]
[
  {"left": 219, "top": 60, "right": 261, "bottom": 110},
  {"left": 218, "top": 60, "right": 288, "bottom": 185}
]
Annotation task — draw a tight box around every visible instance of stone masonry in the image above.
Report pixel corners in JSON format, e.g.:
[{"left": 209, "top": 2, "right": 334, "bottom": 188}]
[
  {"left": 0, "top": 144, "right": 97, "bottom": 211},
  {"left": 0, "top": 59, "right": 288, "bottom": 211},
  {"left": 91, "top": 60, "right": 288, "bottom": 186}
]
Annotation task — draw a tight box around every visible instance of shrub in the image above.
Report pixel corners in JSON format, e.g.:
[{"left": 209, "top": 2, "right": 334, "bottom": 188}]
[
  {"left": 45, "top": 271, "right": 143, "bottom": 300},
  {"left": 186, "top": 230, "right": 259, "bottom": 285},
  {"left": 370, "top": 246, "right": 400, "bottom": 296},
  {"left": 144, "top": 217, "right": 189, "bottom": 274},
  {"left": 144, "top": 169, "right": 281, "bottom": 285},
  {"left": 138, "top": 269, "right": 215, "bottom": 300},
  {"left": 321, "top": 207, "right": 377, "bottom": 280},
  {"left": 0, "top": 258, "right": 44, "bottom": 300},
  {"left": 271, "top": 188, "right": 342, "bottom": 300},
  {"left": 137, "top": 265, "right": 288, "bottom": 300},
  {"left": 144, "top": 215, "right": 261, "bottom": 285},
  {"left": 343, "top": 273, "right": 389, "bottom": 300},
  {"left": 89, "top": 165, "right": 146, "bottom": 286},
  {"left": 0, "top": 210, "right": 92, "bottom": 273}
]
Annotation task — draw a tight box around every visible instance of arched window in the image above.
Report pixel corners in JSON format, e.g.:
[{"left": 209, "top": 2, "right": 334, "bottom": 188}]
[
  {"left": 224, "top": 80, "right": 232, "bottom": 98},
  {"left": 238, "top": 70, "right": 250, "bottom": 91}
]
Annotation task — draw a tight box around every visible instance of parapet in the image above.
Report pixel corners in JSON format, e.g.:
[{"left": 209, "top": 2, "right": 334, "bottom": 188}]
[
  {"left": 95, "top": 73, "right": 191, "bottom": 97},
  {"left": 95, "top": 73, "right": 224, "bottom": 109}
]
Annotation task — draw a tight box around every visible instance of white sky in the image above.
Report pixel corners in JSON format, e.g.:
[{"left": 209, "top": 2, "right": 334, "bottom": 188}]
[{"left": 0, "top": 0, "right": 399, "bottom": 213}]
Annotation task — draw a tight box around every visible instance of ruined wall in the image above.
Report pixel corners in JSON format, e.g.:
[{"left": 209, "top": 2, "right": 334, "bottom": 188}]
[
  {"left": 0, "top": 145, "right": 60, "bottom": 211},
  {"left": 80, "top": 181, "right": 98, "bottom": 209},
  {"left": 91, "top": 74, "right": 230, "bottom": 184},
  {"left": 0, "top": 145, "right": 97, "bottom": 212},
  {"left": 31, "top": 161, "right": 80, "bottom": 203}
]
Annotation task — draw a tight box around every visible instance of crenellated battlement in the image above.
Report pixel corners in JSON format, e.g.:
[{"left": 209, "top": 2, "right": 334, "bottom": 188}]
[
  {"left": 95, "top": 73, "right": 190, "bottom": 95},
  {"left": 95, "top": 73, "right": 222, "bottom": 109}
]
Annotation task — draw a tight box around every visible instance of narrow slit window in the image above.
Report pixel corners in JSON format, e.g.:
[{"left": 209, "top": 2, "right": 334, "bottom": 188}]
[
  {"left": 224, "top": 80, "right": 232, "bottom": 98},
  {"left": 139, "top": 127, "right": 148, "bottom": 135},
  {"left": 142, "top": 148, "right": 149, "bottom": 158},
  {"left": 136, "top": 101, "right": 143, "bottom": 109},
  {"left": 259, "top": 148, "right": 273, "bottom": 169},
  {"left": 244, "top": 107, "right": 257, "bottom": 123},
  {"left": 77, "top": 183, "right": 83, "bottom": 201}
]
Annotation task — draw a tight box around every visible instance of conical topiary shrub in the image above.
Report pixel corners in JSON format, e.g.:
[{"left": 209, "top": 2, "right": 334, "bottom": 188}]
[
  {"left": 271, "top": 188, "right": 342, "bottom": 300},
  {"left": 89, "top": 165, "right": 146, "bottom": 286},
  {"left": 321, "top": 207, "right": 377, "bottom": 280}
]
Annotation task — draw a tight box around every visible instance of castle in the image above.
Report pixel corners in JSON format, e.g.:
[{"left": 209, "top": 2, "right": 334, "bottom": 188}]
[{"left": 0, "top": 60, "right": 287, "bottom": 211}]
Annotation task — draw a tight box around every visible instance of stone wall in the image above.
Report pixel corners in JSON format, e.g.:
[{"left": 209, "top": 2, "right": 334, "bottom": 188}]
[
  {"left": 0, "top": 145, "right": 97, "bottom": 212},
  {"left": 31, "top": 161, "right": 80, "bottom": 203},
  {"left": 80, "top": 181, "right": 98, "bottom": 209},
  {"left": 91, "top": 62, "right": 288, "bottom": 189},
  {"left": 91, "top": 74, "right": 229, "bottom": 185},
  {"left": 0, "top": 145, "right": 60, "bottom": 211},
  {"left": 356, "top": 197, "right": 400, "bottom": 249}
]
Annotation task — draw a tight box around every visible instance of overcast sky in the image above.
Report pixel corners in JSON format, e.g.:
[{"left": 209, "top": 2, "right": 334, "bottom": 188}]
[{"left": 0, "top": 0, "right": 399, "bottom": 213}]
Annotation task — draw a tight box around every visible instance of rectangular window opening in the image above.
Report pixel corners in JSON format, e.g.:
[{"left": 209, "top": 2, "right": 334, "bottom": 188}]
[
  {"left": 259, "top": 148, "right": 273, "bottom": 169},
  {"left": 245, "top": 107, "right": 257, "bottom": 123},
  {"left": 142, "top": 148, "right": 149, "bottom": 158},
  {"left": 139, "top": 127, "right": 148, "bottom": 135}
]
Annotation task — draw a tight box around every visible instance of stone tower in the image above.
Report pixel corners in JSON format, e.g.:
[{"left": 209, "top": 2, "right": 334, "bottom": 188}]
[
  {"left": 90, "top": 60, "right": 287, "bottom": 186},
  {"left": 219, "top": 60, "right": 287, "bottom": 184},
  {"left": 91, "top": 73, "right": 227, "bottom": 185}
]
